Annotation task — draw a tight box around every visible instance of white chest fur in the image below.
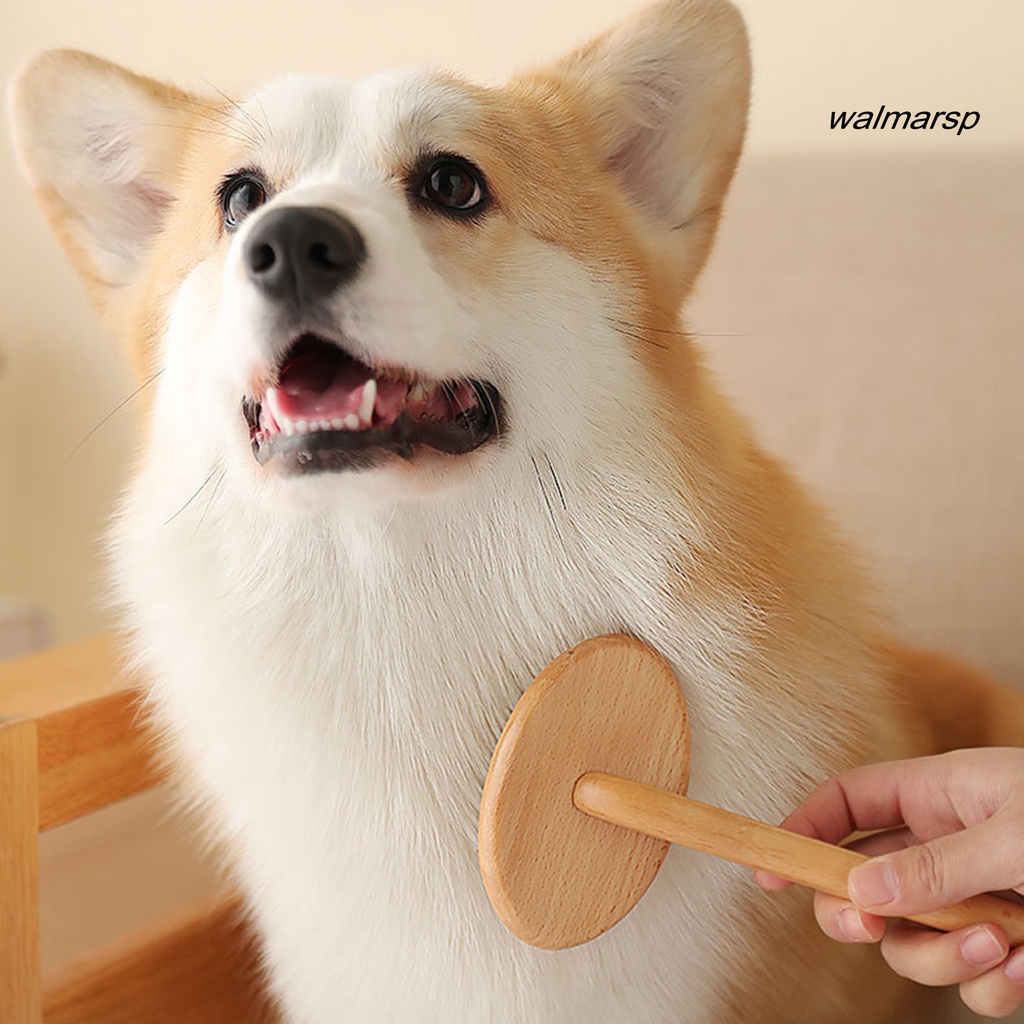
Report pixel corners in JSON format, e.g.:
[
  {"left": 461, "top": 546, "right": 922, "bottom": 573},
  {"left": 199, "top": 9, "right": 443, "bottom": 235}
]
[{"left": 113, "top": 444, "right": 864, "bottom": 1024}]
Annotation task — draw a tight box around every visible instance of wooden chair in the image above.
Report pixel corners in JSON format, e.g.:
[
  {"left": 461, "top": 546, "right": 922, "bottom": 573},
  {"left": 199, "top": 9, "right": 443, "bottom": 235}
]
[{"left": 0, "top": 636, "right": 279, "bottom": 1023}]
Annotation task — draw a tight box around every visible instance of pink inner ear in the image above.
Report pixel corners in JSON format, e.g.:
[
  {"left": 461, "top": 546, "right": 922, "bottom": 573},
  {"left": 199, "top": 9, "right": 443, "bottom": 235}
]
[
  {"left": 607, "top": 126, "right": 662, "bottom": 211},
  {"left": 80, "top": 121, "right": 174, "bottom": 245},
  {"left": 84, "top": 122, "right": 135, "bottom": 172},
  {"left": 598, "top": 66, "right": 688, "bottom": 223},
  {"left": 127, "top": 179, "right": 173, "bottom": 236}
]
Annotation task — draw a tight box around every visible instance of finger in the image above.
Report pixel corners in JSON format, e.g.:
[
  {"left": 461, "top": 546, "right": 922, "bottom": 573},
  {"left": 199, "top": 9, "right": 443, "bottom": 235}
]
[
  {"left": 812, "top": 892, "right": 886, "bottom": 944},
  {"left": 844, "top": 827, "right": 918, "bottom": 858},
  {"left": 848, "top": 818, "right": 1019, "bottom": 915},
  {"left": 775, "top": 757, "right": 948, "bottom": 846},
  {"left": 960, "top": 948, "right": 1024, "bottom": 1019},
  {"left": 753, "top": 869, "right": 793, "bottom": 891},
  {"left": 879, "top": 921, "right": 1009, "bottom": 987}
]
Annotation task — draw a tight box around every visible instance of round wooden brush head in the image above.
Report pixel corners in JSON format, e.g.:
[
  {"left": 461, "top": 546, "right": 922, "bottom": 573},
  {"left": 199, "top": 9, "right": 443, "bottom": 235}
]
[{"left": 478, "top": 635, "right": 689, "bottom": 949}]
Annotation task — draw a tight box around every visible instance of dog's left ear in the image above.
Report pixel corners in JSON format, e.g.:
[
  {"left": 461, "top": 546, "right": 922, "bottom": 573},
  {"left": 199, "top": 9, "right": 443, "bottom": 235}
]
[{"left": 544, "top": 0, "right": 750, "bottom": 287}]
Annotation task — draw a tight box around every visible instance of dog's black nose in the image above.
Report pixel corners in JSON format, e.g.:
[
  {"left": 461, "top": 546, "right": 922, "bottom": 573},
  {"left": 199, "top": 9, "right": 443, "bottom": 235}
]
[{"left": 243, "top": 206, "right": 365, "bottom": 304}]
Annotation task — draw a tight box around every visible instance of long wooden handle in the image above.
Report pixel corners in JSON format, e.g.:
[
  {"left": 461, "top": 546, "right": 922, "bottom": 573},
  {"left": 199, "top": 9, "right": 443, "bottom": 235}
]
[{"left": 574, "top": 772, "right": 1024, "bottom": 945}]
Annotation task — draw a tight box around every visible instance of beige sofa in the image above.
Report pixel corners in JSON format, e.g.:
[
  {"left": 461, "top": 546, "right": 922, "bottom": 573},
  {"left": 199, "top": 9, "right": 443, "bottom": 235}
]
[{"left": 697, "top": 151, "right": 1023, "bottom": 687}]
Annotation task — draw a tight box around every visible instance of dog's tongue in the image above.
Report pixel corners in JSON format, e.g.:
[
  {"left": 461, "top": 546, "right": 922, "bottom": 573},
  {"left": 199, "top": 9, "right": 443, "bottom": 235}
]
[
  {"left": 275, "top": 343, "right": 368, "bottom": 419},
  {"left": 267, "top": 343, "right": 407, "bottom": 425}
]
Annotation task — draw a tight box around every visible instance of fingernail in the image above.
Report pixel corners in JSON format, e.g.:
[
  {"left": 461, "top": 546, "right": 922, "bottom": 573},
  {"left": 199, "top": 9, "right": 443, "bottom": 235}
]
[
  {"left": 1005, "top": 949, "right": 1024, "bottom": 985},
  {"left": 960, "top": 927, "right": 1005, "bottom": 967},
  {"left": 837, "top": 908, "right": 874, "bottom": 943},
  {"left": 848, "top": 860, "right": 897, "bottom": 909}
]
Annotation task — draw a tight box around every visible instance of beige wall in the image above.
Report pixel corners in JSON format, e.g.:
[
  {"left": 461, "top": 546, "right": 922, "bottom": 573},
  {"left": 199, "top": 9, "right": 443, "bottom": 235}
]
[{"left": 2, "top": 0, "right": 1022, "bottom": 643}]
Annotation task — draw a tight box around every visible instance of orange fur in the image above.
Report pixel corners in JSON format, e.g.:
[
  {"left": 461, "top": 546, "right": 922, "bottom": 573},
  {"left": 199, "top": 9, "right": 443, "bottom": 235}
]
[{"left": 889, "top": 645, "right": 1024, "bottom": 755}]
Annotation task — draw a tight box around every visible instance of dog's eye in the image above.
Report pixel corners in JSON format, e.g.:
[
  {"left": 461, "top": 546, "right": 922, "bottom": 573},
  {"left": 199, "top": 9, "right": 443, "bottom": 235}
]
[
  {"left": 417, "top": 157, "right": 488, "bottom": 214},
  {"left": 219, "top": 172, "right": 268, "bottom": 231}
]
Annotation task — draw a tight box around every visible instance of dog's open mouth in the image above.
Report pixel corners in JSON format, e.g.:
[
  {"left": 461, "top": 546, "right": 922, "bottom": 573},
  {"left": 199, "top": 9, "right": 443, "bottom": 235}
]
[{"left": 242, "top": 335, "right": 502, "bottom": 473}]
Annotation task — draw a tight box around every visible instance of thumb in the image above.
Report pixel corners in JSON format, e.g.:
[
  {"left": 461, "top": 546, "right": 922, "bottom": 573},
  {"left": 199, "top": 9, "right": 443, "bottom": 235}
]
[{"left": 847, "top": 821, "right": 1016, "bottom": 916}]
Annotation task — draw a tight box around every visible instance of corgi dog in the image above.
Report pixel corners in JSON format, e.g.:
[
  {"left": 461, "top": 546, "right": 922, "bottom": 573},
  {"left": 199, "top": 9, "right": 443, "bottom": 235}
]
[{"left": 11, "top": 1, "right": 1024, "bottom": 1021}]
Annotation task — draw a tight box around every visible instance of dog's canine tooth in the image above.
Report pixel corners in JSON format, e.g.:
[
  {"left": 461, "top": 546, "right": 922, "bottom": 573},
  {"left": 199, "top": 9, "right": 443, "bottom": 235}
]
[
  {"left": 265, "top": 389, "right": 287, "bottom": 432},
  {"left": 359, "top": 378, "right": 377, "bottom": 426}
]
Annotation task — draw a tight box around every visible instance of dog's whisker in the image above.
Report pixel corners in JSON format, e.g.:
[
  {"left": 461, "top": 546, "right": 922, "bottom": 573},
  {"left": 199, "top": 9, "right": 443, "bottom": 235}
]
[
  {"left": 610, "top": 317, "right": 751, "bottom": 340},
  {"left": 142, "top": 120, "right": 259, "bottom": 148},
  {"left": 479, "top": 381, "right": 502, "bottom": 442},
  {"left": 191, "top": 112, "right": 263, "bottom": 148},
  {"left": 530, "top": 453, "right": 563, "bottom": 545},
  {"left": 188, "top": 98, "right": 242, "bottom": 121},
  {"left": 187, "top": 104, "right": 262, "bottom": 142},
  {"left": 64, "top": 369, "right": 163, "bottom": 465},
  {"left": 197, "top": 77, "right": 268, "bottom": 144},
  {"left": 190, "top": 468, "right": 227, "bottom": 543},
  {"left": 251, "top": 94, "right": 270, "bottom": 142},
  {"left": 607, "top": 320, "right": 669, "bottom": 351},
  {"left": 543, "top": 453, "right": 568, "bottom": 511},
  {"left": 188, "top": 99, "right": 260, "bottom": 128},
  {"left": 164, "top": 467, "right": 221, "bottom": 526},
  {"left": 152, "top": 96, "right": 266, "bottom": 148},
  {"left": 443, "top": 378, "right": 479, "bottom": 444}
]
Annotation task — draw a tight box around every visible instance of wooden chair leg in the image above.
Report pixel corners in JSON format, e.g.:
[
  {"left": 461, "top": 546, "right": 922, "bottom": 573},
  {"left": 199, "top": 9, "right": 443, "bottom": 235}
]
[{"left": 1, "top": 719, "right": 42, "bottom": 1024}]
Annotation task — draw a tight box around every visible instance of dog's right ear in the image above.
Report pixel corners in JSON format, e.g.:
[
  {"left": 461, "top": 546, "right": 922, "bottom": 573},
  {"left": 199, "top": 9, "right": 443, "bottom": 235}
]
[{"left": 9, "top": 50, "right": 200, "bottom": 311}]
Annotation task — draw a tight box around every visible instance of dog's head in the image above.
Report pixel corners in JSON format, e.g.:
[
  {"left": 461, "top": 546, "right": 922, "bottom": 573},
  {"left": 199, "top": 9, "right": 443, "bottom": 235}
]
[{"left": 10, "top": 0, "right": 749, "bottom": 512}]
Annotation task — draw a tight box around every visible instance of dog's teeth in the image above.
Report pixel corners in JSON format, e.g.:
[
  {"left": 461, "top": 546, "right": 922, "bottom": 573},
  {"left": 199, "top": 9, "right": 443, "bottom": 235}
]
[
  {"left": 359, "top": 378, "right": 376, "bottom": 426},
  {"left": 409, "top": 382, "right": 428, "bottom": 403},
  {"left": 330, "top": 418, "right": 345, "bottom": 430},
  {"left": 319, "top": 419, "right": 332, "bottom": 432},
  {"left": 295, "top": 419, "right": 310, "bottom": 435},
  {"left": 282, "top": 419, "right": 296, "bottom": 437},
  {"left": 344, "top": 414, "right": 360, "bottom": 430},
  {"left": 265, "top": 389, "right": 286, "bottom": 429}
]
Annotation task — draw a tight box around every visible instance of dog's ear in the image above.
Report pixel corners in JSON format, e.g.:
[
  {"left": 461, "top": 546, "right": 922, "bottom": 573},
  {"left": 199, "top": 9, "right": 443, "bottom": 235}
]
[
  {"left": 9, "top": 50, "right": 200, "bottom": 309},
  {"left": 541, "top": 0, "right": 750, "bottom": 285}
]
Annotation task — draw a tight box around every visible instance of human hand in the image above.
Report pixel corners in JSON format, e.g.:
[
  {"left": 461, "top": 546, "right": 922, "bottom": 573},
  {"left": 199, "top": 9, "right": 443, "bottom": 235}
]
[{"left": 755, "top": 748, "right": 1024, "bottom": 1018}]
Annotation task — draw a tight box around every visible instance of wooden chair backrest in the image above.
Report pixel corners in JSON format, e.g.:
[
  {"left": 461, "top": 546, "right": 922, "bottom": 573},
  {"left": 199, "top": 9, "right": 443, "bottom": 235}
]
[{"left": 0, "top": 637, "right": 278, "bottom": 1024}]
